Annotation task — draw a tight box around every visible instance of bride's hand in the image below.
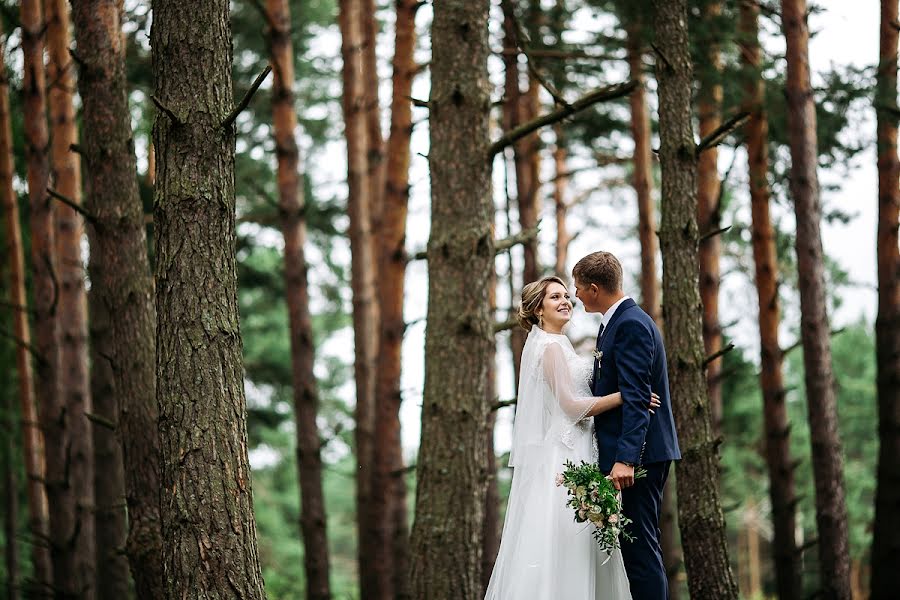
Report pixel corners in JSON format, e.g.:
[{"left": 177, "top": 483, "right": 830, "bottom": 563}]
[{"left": 648, "top": 392, "right": 660, "bottom": 414}]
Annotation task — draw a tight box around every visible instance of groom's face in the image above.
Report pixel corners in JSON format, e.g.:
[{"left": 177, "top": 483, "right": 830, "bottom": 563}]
[{"left": 573, "top": 278, "right": 602, "bottom": 314}]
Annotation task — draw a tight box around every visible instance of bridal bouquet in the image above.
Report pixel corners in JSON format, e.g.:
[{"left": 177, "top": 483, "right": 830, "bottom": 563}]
[{"left": 556, "top": 460, "right": 646, "bottom": 553}]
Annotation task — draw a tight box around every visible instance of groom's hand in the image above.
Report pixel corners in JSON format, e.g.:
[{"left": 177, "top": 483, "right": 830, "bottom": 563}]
[{"left": 610, "top": 462, "right": 635, "bottom": 490}]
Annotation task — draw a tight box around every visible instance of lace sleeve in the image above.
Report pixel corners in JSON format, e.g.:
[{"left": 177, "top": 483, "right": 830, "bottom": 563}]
[{"left": 541, "top": 342, "right": 598, "bottom": 422}]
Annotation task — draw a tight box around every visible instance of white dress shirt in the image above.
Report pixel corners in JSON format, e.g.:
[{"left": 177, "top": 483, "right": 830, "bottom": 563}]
[{"left": 600, "top": 295, "right": 632, "bottom": 330}]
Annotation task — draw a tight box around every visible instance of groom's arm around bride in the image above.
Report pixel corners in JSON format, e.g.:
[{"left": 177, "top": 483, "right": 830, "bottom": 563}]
[{"left": 573, "top": 251, "right": 681, "bottom": 600}]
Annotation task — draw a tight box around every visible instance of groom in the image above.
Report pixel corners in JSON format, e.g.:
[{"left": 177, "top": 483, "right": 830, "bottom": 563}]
[{"left": 573, "top": 251, "right": 681, "bottom": 600}]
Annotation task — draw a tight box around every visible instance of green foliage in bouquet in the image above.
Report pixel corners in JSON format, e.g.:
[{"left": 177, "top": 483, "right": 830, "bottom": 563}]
[{"left": 557, "top": 460, "right": 647, "bottom": 553}]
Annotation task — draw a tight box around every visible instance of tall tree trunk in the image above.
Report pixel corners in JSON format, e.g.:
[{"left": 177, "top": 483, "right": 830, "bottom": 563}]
[
  {"left": 481, "top": 266, "right": 499, "bottom": 596},
  {"left": 71, "top": 1, "right": 164, "bottom": 596},
  {"left": 628, "top": 31, "right": 681, "bottom": 595},
  {"left": 362, "top": 0, "right": 384, "bottom": 224},
  {"left": 738, "top": 2, "right": 803, "bottom": 598},
  {"left": 501, "top": 0, "right": 528, "bottom": 391},
  {"left": 651, "top": 1, "right": 739, "bottom": 597},
  {"left": 373, "top": 1, "right": 417, "bottom": 597},
  {"left": 20, "top": 1, "right": 73, "bottom": 595},
  {"left": 696, "top": 0, "right": 724, "bottom": 436},
  {"left": 781, "top": 2, "right": 852, "bottom": 597},
  {"left": 44, "top": 1, "right": 97, "bottom": 595},
  {"left": 628, "top": 30, "right": 661, "bottom": 326},
  {"left": 3, "top": 381, "right": 19, "bottom": 600},
  {"left": 265, "top": 1, "right": 332, "bottom": 597},
  {"left": 408, "top": 0, "right": 493, "bottom": 595},
  {"left": 0, "top": 23, "right": 52, "bottom": 597},
  {"left": 552, "top": 125, "right": 570, "bottom": 278},
  {"left": 150, "top": 0, "right": 267, "bottom": 596},
  {"left": 871, "top": 0, "right": 900, "bottom": 597},
  {"left": 338, "top": 1, "right": 379, "bottom": 597}
]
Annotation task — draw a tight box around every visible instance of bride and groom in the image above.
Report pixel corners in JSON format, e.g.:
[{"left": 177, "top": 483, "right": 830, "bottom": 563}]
[{"left": 485, "top": 251, "right": 681, "bottom": 600}]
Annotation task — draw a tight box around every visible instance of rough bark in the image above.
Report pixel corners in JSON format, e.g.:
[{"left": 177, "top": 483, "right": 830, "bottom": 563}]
[
  {"left": 71, "top": 1, "right": 164, "bottom": 596},
  {"left": 44, "top": 1, "right": 97, "bottom": 595},
  {"left": 696, "top": 0, "right": 724, "bottom": 435},
  {"left": 871, "top": 0, "right": 900, "bottom": 596},
  {"left": 0, "top": 24, "right": 52, "bottom": 597},
  {"left": 407, "top": 0, "right": 493, "bottom": 595},
  {"left": 3, "top": 387, "right": 19, "bottom": 600},
  {"left": 338, "top": 1, "right": 379, "bottom": 597},
  {"left": 150, "top": 0, "right": 267, "bottom": 596},
  {"left": 20, "top": 1, "right": 73, "bottom": 596},
  {"left": 651, "top": 1, "right": 739, "bottom": 597},
  {"left": 738, "top": 2, "right": 803, "bottom": 598},
  {"left": 781, "top": 1, "right": 852, "bottom": 597},
  {"left": 373, "top": 1, "right": 417, "bottom": 597},
  {"left": 265, "top": 0, "right": 332, "bottom": 597}
]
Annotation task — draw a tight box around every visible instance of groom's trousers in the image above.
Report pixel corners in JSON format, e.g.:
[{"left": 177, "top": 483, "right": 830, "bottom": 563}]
[{"left": 621, "top": 460, "right": 671, "bottom": 600}]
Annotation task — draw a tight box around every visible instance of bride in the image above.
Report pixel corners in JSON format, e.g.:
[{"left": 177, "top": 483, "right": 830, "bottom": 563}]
[{"left": 485, "top": 276, "right": 655, "bottom": 599}]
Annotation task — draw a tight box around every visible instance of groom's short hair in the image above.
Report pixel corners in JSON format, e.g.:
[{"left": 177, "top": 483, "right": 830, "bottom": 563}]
[{"left": 572, "top": 252, "right": 622, "bottom": 293}]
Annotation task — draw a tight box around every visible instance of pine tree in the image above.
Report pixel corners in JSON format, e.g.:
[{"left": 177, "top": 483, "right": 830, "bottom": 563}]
[
  {"left": 408, "top": 0, "right": 494, "bottom": 594},
  {"left": 738, "top": 1, "right": 803, "bottom": 597},
  {"left": 150, "top": 0, "right": 268, "bottom": 595},
  {"left": 781, "top": 1, "right": 852, "bottom": 596},
  {"left": 871, "top": 0, "right": 900, "bottom": 596},
  {"left": 0, "top": 22, "right": 52, "bottom": 597},
  {"left": 652, "top": 0, "right": 739, "bottom": 596}
]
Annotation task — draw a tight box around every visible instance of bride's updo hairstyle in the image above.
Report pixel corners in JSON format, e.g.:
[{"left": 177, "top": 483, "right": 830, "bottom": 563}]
[{"left": 517, "top": 275, "right": 568, "bottom": 331}]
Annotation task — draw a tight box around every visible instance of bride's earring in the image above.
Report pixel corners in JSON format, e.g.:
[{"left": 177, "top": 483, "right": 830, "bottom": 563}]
[{"left": 538, "top": 313, "right": 544, "bottom": 328}]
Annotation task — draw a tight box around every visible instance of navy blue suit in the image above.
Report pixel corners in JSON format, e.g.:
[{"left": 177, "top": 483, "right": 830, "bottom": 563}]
[{"left": 592, "top": 297, "right": 680, "bottom": 600}]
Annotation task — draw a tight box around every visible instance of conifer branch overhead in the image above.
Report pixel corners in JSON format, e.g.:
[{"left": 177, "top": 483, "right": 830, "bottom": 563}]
[{"left": 488, "top": 81, "right": 638, "bottom": 158}]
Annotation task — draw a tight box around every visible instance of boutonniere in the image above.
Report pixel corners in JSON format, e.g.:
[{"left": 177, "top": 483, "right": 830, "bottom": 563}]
[{"left": 592, "top": 349, "right": 603, "bottom": 365}]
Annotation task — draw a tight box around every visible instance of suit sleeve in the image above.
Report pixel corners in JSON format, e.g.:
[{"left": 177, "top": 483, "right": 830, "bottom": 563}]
[{"left": 613, "top": 319, "right": 654, "bottom": 465}]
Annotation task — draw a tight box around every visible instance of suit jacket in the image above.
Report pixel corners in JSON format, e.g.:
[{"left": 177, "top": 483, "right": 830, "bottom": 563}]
[{"left": 592, "top": 298, "right": 681, "bottom": 474}]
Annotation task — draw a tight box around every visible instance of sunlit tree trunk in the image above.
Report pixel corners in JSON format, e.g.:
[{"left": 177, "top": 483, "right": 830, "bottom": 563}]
[
  {"left": 339, "top": 1, "right": 380, "bottom": 597},
  {"left": 20, "top": 1, "right": 74, "bottom": 595},
  {"left": 871, "top": 1, "right": 900, "bottom": 597},
  {"left": 373, "top": 1, "right": 418, "bottom": 597},
  {"left": 696, "top": 0, "right": 724, "bottom": 435},
  {"left": 781, "top": 2, "right": 852, "bottom": 597},
  {"left": 150, "top": 0, "right": 267, "bottom": 595},
  {"left": 362, "top": 0, "right": 384, "bottom": 223},
  {"left": 652, "top": 0, "right": 739, "bottom": 597},
  {"left": 408, "top": 0, "right": 493, "bottom": 594},
  {"left": 44, "top": 1, "right": 97, "bottom": 595},
  {"left": 265, "top": 0, "right": 332, "bottom": 597},
  {"left": 0, "top": 23, "right": 52, "bottom": 597},
  {"left": 552, "top": 125, "right": 570, "bottom": 279},
  {"left": 738, "top": 2, "right": 803, "bottom": 598}
]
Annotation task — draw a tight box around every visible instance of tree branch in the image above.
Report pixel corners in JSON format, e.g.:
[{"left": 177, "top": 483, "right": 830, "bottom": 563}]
[
  {"left": 220, "top": 65, "right": 272, "bottom": 130},
  {"left": 0, "top": 328, "right": 46, "bottom": 366},
  {"left": 492, "top": 399, "right": 517, "bottom": 411},
  {"left": 408, "top": 96, "right": 430, "bottom": 109},
  {"left": 699, "top": 225, "right": 732, "bottom": 243},
  {"left": 150, "top": 94, "right": 182, "bottom": 126},
  {"left": 47, "top": 188, "right": 97, "bottom": 224},
  {"left": 84, "top": 412, "right": 116, "bottom": 431},
  {"left": 704, "top": 343, "right": 735, "bottom": 367},
  {"left": 696, "top": 111, "right": 751, "bottom": 157},
  {"left": 488, "top": 81, "right": 638, "bottom": 158},
  {"left": 495, "top": 225, "right": 539, "bottom": 253},
  {"left": 493, "top": 317, "right": 518, "bottom": 333}
]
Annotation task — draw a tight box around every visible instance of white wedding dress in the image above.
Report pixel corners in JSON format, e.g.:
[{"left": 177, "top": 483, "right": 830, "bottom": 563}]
[{"left": 485, "top": 327, "right": 632, "bottom": 600}]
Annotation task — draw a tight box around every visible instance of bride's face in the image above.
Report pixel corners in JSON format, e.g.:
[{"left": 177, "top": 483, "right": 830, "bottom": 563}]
[{"left": 538, "top": 282, "right": 572, "bottom": 331}]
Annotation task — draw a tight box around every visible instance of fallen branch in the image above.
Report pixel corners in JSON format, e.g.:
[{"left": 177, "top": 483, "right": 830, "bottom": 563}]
[
  {"left": 696, "top": 111, "right": 751, "bottom": 157},
  {"left": 488, "top": 81, "right": 638, "bottom": 158},
  {"left": 221, "top": 65, "right": 272, "bottom": 130}
]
